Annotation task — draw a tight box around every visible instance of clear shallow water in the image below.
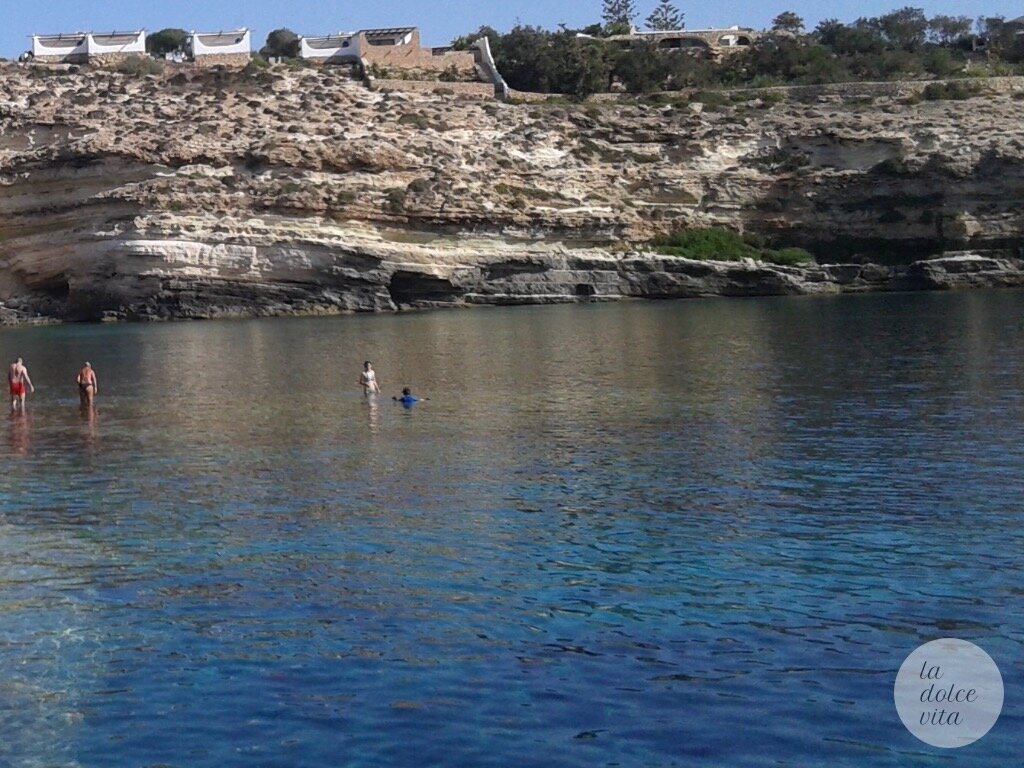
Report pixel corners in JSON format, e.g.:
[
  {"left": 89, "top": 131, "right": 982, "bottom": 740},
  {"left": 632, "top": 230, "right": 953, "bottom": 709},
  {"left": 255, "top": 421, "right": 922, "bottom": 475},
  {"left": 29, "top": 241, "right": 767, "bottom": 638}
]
[{"left": 0, "top": 292, "right": 1022, "bottom": 767}]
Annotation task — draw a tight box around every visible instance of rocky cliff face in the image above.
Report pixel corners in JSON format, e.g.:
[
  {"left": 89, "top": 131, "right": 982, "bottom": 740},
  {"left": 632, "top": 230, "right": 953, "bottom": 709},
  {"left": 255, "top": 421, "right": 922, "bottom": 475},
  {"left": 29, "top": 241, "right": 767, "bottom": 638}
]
[{"left": 1, "top": 64, "right": 1023, "bottom": 322}]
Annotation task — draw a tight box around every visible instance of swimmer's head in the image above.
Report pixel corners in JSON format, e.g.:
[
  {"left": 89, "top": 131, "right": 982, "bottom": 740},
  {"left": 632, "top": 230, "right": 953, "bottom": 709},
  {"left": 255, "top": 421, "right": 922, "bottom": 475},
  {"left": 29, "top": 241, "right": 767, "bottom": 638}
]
[
  {"left": 402, "top": 387, "right": 411, "bottom": 396},
  {"left": 84, "top": 362, "right": 91, "bottom": 368}
]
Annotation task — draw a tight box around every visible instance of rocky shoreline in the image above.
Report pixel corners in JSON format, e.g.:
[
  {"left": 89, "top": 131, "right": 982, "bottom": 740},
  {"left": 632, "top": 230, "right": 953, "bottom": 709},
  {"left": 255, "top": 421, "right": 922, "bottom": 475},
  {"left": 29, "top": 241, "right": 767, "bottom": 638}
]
[
  {"left": 2, "top": 65, "right": 1024, "bottom": 324},
  {"left": 2, "top": 251, "right": 1022, "bottom": 325}
]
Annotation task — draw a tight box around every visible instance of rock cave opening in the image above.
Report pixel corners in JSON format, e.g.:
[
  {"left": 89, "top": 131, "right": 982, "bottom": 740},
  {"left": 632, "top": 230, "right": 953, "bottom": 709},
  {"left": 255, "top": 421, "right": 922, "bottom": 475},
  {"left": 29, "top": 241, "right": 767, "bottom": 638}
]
[
  {"left": 575, "top": 283, "right": 596, "bottom": 298},
  {"left": 35, "top": 275, "right": 70, "bottom": 301},
  {"left": 387, "top": 271, "right": 465, "bottom": 306}
]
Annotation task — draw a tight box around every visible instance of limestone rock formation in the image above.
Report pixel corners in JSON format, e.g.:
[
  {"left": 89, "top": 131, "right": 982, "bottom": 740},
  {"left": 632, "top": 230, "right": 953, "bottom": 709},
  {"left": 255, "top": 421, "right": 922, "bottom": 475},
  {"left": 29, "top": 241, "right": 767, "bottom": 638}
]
[{"left": 1, "top": 63, "right": 1023, "bottom": 322}]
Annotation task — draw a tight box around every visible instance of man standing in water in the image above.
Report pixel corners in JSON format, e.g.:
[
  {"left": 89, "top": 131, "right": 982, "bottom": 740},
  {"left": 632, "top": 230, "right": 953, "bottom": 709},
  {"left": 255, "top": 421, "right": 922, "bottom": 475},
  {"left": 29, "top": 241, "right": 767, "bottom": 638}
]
[
  {"left": 8, "top": 357, "right": 34, "bottom": 411},
  {"left": 77, "top": 362, "right": 98, "bottom": 407},
  {"left": 359, "top": 361, "right": 380, "bottom": 395}
]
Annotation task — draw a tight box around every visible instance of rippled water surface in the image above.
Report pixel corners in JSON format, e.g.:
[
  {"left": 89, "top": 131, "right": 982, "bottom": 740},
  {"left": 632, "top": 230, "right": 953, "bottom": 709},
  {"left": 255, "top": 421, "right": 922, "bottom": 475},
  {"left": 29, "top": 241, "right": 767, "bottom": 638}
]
[{"left": 1, "top": 292, "right": 1023, "bottom": 767}]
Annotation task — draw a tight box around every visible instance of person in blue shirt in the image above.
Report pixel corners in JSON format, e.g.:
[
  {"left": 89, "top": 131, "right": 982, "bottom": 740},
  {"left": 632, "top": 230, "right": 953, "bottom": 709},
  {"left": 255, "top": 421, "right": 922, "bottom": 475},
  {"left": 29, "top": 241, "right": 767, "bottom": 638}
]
[{"left": 394, "top": 387, "right": 428, "bottom": 407}]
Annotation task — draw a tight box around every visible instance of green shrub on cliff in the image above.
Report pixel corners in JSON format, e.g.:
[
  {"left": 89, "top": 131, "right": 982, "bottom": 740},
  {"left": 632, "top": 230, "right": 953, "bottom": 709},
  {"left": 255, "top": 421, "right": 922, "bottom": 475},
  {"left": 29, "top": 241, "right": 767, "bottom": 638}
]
[
  {"left": 767, "top": 247, "right": 817, "bottom": 266},
  {"left": 922, "top": 80, "right": 982, "bottom": 100},
  {"left": 115, "top": 55, "right": 164, "bottom": 76},
  {"left": 654, "top": 228, "right": 756, "bottom": 260},
  {"left": 243, "top": 55, "right": 270, "bottom": 73},
  {"left": 385, "top": 188, "right": 407, "bottom": 213},
  {"left": 653, "top": 228, "right": 815, "bottom": 265}
]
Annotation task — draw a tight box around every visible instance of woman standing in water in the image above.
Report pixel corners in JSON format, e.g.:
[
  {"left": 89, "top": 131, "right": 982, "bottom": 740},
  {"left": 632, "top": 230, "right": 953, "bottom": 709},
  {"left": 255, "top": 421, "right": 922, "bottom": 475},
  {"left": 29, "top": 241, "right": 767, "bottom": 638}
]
[
  {"left": 359, "top": 361, "right": 380, "bottom": 395},
  {"left": 77, "top": 362, "right": 98, "bottom": 407}
]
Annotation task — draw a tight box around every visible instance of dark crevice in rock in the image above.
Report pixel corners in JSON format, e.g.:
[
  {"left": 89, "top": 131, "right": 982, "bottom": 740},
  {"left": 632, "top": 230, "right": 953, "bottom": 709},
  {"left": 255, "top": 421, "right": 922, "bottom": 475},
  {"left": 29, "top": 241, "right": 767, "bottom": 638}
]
[
  {"left": 482, "top": 260, "right": 549, "bottom": 280},
  {"left": 33, "top": 274, "right": 70, "bottom": 300},
  {"left": 387, "top": 271, "right": 465, "bottom": 307}
]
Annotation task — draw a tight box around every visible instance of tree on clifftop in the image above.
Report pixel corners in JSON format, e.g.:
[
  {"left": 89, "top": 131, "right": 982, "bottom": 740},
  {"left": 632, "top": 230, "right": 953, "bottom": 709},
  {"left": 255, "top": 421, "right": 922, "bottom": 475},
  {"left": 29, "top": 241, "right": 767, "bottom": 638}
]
[
  {"left": 261, "top": 28, "right": 301, "bottom": 59},
  {"left": 771, "top": 12, "right": 805, "bottom": 35},
  {"left": 146, "top": 28, "right": 187, "bottom": 57},
  {"left": 926, "top": 15, "right": 972, "bottom": 45},
  {"left": 602, "top": 0, "right": 638, "bottom": 34},
  {"left": 875, "top": 6, "right": 929, "bottom": 51},
  {"left": 646, "top": 0, "right": 684, "bottom": 31}
]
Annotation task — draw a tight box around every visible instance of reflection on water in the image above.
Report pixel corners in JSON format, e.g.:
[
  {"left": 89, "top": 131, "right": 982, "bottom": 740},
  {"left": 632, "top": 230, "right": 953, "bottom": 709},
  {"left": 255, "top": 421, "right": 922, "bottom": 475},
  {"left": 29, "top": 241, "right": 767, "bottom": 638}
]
[
  {"left": 7, "top": 411, "right": 30, "bottom": 455},
  {"left": 363, "top": 393, "right": 381, "bottom": 435},
  {"left": 0, "top": 292, "right": 1023, "bottom": 767}
]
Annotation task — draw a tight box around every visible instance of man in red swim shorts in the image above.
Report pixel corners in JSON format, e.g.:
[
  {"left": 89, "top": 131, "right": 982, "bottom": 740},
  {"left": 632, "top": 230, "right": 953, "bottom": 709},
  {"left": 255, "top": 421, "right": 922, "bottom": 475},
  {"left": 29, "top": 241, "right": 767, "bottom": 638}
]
[{"left": 9, "top": 357, "right": 34, "bottom": 412}]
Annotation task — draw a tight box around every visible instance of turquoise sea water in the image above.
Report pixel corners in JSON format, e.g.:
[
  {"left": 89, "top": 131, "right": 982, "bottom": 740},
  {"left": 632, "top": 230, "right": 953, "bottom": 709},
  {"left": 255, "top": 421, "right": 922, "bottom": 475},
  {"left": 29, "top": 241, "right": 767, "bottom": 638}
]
[{"left": 0, "top": 292, "right": 1022, "bottom": 767}]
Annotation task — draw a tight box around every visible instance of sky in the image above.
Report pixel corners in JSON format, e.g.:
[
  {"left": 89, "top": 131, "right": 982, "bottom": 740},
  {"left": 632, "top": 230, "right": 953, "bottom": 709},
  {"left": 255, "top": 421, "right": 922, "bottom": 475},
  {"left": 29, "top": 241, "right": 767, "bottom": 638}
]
[{"left": 5, "top": 0, "right": 1022, "bottom": 57}]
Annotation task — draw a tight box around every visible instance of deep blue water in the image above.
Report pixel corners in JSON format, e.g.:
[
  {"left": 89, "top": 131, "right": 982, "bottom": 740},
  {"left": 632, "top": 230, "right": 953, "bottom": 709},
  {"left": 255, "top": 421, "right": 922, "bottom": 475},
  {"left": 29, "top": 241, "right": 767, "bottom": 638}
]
[{"left": 0, "top": 291, "right": 1022, "bottom": 767}]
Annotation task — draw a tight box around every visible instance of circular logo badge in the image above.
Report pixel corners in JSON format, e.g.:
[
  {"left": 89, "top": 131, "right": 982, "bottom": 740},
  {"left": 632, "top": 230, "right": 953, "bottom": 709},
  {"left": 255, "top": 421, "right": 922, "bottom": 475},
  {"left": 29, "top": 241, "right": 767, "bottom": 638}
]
[{"left": 894, "top": 638, "right": 1003, "bottom": 748}]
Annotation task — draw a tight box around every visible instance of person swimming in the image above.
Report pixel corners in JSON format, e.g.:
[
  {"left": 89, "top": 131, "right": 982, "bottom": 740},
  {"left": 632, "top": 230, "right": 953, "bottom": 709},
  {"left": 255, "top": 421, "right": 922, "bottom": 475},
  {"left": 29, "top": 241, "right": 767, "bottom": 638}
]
[{"left": 393, "top": 387, "right": 428, "bottom": 407}]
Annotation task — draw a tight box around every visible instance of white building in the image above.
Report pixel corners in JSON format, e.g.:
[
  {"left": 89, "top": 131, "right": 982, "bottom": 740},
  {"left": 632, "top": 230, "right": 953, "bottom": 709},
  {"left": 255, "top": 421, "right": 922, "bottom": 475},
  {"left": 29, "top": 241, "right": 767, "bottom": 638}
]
[
  {"left": 187, "top": 28, "right": 252, "bottom": 64},
  {"left": 297, "top": 27, "right": 477, "bottom": 75},
  {"left": 31, "top": 30, "right": 146, "bottom": 62},
  {"left": 298, "top": 33, "right": 359, "bottom": 62}
]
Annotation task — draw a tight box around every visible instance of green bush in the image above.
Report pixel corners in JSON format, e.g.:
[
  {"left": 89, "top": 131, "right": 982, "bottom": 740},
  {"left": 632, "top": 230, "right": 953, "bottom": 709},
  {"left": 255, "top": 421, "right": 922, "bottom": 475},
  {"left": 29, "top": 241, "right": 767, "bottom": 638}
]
[
  {"left": 438, "top": 64, "right": 464, "bottom": 82},
  {"left": 921, "top": 80, "right": 981, "bottom": 100},
  {"left": 652, "top": 228, "right": 816, "bottom": 265},
  {"left": 654, "top": 228, "right": 759, "bottom": 260},
  {"left": 243, "top": 54, "right": 270, "bottom": 74},
  {"left": 115, "top": 55, "right": 164, "bottom": 76},
  {"left": 767, "top": 247, "right": 816, "bottom": 266},
  {"left": 385, "top": 188, "right": 407, "bottom": 213},
  {"left": 692, "top": 90, "right": 729, "bottom": 108}
]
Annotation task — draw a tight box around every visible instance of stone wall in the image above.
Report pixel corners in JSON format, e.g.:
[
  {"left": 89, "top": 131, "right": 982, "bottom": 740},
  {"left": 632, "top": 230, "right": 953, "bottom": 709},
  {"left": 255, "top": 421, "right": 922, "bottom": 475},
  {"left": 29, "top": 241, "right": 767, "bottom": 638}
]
[
  {"left": 193, "top": 54, "right": 252, "bottom": 69},
  {"left": 362, "top": 45, "right": 475, "bottom": 76},
  {"left": 371, "top": 79, "right": 495, "bottom": 97},
  {"left": 508, "top": 75, "right": 1024, "bottom": 104},
  {"left": 504, "top": 89, "right": 624, "bottom": 103},
  {"left": 88, "top": 54, "right": 144, "bottom": 68},
  {"left": 729, "top": 76, "right": 1024, "bottom": 101},
  {"left": 506, "top": 89, "right": 554, "bottom": 103},
  {"left": 307, "top": 58, "right": 360, "bottom": 71},
  {"left": 33, "top": 55, "right": 88, "bottom": 64}
]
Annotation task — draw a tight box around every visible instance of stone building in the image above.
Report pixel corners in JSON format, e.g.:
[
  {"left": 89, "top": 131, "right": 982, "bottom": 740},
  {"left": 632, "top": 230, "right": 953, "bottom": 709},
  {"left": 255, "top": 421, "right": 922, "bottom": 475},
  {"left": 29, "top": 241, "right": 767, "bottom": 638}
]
[
  {"left": 299, "top": 27, "right": 475, "bottom": 76},
  {"left": 187, "top": 29, "right": 252, "bottom": 67},
  {"left": 30, "top": 31, "right": 146, "bottom": 64}
]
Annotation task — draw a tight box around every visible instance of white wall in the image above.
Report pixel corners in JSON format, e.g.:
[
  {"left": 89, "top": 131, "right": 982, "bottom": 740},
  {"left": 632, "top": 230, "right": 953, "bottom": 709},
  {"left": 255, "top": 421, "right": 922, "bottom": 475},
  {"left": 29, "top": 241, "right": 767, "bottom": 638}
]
[
  {"left": 299, "top": 35, "right": 359, "bottom": 60},
  {"left": 87, "top": 32, "right": 146, "bottom": 55},
  {"left": 32, "top": 34, "right": 88, "bottom": 58},
  {"left": 189, "top": 29, "right": 251, "bottom": 57},
  {"left": 32, "top": 32, "right": 145, "bottom": 59}
]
